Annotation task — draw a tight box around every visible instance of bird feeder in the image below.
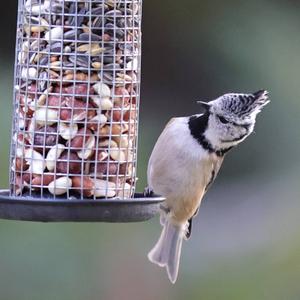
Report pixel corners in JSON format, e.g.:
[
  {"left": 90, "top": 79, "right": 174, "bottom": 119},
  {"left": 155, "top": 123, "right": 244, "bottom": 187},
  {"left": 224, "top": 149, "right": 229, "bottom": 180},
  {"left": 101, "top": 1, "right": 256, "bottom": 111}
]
[{"left": 0, "top": 0, "right": 164, "bottom": 222}]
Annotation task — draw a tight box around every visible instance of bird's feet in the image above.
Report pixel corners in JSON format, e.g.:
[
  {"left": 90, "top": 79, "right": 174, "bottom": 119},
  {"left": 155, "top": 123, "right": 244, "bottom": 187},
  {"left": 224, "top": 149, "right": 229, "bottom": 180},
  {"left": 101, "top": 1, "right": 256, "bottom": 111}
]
[{"left": 144, "top": 186, "right": 155, "bottom": 197}]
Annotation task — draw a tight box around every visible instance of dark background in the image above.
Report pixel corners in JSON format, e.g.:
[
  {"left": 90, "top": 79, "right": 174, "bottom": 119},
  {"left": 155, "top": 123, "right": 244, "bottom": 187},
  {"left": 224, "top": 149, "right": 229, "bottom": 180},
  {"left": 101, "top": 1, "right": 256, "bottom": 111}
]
[{"left": 0, "top": 0, "right": 300, "bottom": 299}]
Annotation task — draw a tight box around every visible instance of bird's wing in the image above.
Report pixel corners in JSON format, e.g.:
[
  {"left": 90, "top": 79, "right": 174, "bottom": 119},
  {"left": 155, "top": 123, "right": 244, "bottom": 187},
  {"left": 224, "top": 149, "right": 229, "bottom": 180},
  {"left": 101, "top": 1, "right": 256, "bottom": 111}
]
[
  {"left": 186, "top": 156, "right": 224, "bottom": 239},
  {"left": 205, "top": 156, "right": 224, "bottom": 192}
]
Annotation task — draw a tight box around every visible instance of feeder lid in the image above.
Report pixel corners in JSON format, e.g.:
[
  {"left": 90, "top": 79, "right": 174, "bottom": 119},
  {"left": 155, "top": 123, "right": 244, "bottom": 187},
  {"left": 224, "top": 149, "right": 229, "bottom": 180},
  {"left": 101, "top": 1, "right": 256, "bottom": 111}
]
[{"left": 0, "top": 190, "right": 164, "bottom": 223}]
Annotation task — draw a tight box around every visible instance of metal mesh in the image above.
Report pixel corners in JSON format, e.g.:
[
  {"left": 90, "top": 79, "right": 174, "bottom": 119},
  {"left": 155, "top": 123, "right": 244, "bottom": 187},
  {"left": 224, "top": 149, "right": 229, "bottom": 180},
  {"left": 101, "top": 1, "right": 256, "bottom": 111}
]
[{"left": 10, "top": 0, "right": 142, "bottom": 199}]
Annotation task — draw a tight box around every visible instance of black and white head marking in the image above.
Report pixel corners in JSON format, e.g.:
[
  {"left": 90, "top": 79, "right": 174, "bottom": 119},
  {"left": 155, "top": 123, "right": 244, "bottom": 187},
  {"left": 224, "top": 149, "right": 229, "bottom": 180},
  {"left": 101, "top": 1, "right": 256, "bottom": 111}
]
[{"left": 189, "top": 90, "right": 270, "bottom": 156}]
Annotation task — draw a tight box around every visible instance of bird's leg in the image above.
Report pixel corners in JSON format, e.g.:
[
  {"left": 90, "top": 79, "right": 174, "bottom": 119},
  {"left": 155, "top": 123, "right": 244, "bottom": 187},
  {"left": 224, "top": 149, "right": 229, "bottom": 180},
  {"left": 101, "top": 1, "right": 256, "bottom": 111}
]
[{"left": 144, "top": 186, "right": 154, "bottom": 197}]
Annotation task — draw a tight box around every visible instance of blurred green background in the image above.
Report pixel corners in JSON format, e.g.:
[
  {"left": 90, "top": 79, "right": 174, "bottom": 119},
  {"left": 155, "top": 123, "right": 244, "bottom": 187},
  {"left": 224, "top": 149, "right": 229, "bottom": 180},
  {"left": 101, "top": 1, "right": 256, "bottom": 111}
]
[{"left": 0, "top": 0, "right": 300, "bottom": 299}]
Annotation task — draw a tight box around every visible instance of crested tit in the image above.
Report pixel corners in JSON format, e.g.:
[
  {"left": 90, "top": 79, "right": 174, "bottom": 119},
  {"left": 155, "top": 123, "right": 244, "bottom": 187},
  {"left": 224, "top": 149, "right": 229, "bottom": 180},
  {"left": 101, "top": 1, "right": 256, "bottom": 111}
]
[{"left": 147, "top": 90, "right": 270, "bottom": 283}]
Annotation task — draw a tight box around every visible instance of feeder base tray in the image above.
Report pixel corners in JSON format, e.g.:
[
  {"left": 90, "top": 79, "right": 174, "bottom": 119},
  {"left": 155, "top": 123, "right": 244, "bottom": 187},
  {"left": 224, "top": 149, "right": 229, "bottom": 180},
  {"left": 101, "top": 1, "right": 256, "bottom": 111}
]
[{"left": 0, "top": 190, "right": 164, "bottom": 223}]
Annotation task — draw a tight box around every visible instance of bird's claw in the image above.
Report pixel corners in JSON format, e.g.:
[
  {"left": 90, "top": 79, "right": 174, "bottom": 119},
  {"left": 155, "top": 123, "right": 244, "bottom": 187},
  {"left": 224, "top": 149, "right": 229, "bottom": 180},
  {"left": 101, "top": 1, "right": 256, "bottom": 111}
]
[{"left": 144, "top": 186, "right": 154, "bottom": 197}]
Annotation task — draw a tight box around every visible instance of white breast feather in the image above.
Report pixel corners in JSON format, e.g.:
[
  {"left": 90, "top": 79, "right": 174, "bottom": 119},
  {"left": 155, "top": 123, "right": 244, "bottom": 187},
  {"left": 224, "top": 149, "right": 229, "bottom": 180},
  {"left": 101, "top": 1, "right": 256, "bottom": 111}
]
[{"left": 148, "top": 117, "right": 217, "bottom": 223}]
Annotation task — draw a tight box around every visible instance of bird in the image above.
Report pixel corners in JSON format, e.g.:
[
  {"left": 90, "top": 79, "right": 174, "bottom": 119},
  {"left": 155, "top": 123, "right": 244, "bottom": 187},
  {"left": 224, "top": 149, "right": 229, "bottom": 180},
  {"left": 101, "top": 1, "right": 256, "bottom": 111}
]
[{"left": 146, "top": 90, "right": 270, "bottom": 283}]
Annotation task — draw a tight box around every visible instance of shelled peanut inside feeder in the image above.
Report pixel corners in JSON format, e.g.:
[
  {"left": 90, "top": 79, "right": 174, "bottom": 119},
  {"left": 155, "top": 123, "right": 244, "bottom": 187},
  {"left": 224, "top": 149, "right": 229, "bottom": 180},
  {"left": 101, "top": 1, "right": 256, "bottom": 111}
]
[{"left": 11, "top": 0, "right": 142, "bottom": 199}]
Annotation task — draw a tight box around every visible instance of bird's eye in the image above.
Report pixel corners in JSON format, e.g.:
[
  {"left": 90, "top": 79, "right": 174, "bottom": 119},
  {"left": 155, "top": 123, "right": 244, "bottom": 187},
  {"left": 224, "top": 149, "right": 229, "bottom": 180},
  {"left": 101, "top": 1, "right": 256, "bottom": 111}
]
[{"left": 218, "top": 115, "right": 229, "bottom": 124}]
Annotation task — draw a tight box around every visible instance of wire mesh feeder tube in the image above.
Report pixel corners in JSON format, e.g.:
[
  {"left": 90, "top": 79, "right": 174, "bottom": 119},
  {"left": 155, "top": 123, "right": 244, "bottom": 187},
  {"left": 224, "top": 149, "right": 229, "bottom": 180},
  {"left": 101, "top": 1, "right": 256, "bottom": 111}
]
[{"left": 10, "top": 0, "right": 142, "bottom": 200}]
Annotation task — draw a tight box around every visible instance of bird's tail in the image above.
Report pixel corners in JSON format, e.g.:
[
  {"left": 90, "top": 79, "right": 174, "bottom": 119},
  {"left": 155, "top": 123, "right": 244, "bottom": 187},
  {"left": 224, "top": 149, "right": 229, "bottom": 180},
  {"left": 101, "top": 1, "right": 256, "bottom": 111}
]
[{"left": 148, "top": 217, "right": 187, "bottom": 284}]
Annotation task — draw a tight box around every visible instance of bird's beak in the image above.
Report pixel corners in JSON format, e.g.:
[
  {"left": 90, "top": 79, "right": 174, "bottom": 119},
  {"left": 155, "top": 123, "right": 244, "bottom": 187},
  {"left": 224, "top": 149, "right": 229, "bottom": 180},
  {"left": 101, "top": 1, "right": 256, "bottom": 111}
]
[{"left": 197, "top": 101, "right": 211, "bottom": 111}]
